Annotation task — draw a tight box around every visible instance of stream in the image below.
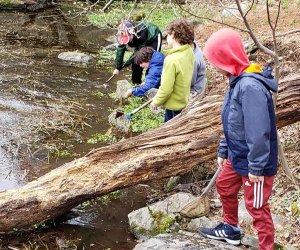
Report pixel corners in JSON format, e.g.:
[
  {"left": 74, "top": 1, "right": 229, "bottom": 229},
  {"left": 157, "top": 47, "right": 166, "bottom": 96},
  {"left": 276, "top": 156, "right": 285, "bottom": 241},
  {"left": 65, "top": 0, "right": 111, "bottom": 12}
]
[{"left": 0, "top": 3, "right": 157, "bottom": 249}]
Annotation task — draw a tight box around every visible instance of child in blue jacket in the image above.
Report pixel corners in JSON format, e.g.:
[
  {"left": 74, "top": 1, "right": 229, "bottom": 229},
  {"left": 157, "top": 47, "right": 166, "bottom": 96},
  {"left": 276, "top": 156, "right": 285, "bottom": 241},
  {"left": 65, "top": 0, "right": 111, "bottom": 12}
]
[
  {"left": 199, "top": 28, "right": 278, "bottom": 250},
  {"left": 125, "top": 47, "right": 165, "bottom": 97}
]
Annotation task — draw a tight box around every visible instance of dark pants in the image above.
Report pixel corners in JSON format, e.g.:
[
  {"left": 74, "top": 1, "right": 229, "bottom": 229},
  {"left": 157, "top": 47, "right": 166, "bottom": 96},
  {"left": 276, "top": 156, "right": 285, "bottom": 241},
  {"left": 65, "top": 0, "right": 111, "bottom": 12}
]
[
  {"left": 164, "top": 109, "right": 182, "bottom": 122},
  {"left": 131, "top": 32, "right": 162, "bottom": 84}
]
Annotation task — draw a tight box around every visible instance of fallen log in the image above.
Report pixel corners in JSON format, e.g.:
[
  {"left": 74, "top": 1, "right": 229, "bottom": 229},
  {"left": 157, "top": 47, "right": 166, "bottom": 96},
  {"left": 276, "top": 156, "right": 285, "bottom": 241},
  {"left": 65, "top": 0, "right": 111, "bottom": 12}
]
[{"left": 0, "top": 75, "right": 299, "bottom": 232}]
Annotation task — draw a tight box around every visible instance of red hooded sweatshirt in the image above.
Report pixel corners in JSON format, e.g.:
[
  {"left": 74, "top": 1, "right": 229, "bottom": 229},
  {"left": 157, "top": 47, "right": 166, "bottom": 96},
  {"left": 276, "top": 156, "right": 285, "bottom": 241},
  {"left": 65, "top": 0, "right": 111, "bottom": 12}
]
[{"left": 203, "top": 28, "right": 251, "bottom": 76}]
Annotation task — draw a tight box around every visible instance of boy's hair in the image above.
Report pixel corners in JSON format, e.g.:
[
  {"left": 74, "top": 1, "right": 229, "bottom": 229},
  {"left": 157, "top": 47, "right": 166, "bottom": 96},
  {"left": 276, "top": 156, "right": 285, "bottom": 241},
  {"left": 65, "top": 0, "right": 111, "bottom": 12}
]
[
  {"left": 167, "top": 20, "right": 194, "bottom": 45},
  {"left": 134, "top": 47, "right": 155, "bottom": 65}
]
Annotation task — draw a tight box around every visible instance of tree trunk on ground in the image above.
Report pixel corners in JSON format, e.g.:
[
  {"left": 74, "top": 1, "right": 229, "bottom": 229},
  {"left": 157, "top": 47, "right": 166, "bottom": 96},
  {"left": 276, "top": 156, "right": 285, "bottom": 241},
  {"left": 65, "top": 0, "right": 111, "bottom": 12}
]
[{"left": 0, "top": 75, "right": 299, "bottom": 232}]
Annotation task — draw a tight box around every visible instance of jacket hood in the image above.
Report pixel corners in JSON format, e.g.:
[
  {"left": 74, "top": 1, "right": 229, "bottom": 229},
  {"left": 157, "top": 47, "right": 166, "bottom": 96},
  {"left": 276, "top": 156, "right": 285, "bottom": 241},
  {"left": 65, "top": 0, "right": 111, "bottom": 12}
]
[
  {"left": 166, "top": 44, "right": 191, "bottom": 55},
  {"left": 150, "top": 51, "right": 165, "bottom": 67},
  {"left": 230, "top": 66, "right": 278, "bottom": 92},
  {"left": 203, "top": 28, "right": 250, "bottom": 76}
]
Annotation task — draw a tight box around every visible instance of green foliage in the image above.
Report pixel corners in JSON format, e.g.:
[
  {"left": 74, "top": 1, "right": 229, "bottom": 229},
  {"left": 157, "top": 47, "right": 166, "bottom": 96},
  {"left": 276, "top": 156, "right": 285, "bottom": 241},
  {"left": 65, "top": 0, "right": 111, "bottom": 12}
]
[
  {"left": 291, "top": 202, "right": 300, "bottom": 218},
  {"left": 123, "top": 96, "right": 164, "bottom": 133},
  {"left": 87, "top": 133, "right": 113, "bottom": 144},
  {"left": 98, "top": 48, "right": 115, "bottom": 65},
  {"left": 51, "top": 148, "right": 72, "bottom": 159},
  {"left": 108, "top": 92, "right": 118, "bottom": 101},
  {"left": 97, "top": 48, "right": 131, "bottom": 72},
  {"left": 92, "top": 91, "right": 105, "bottom": 98},
  {"left": 97, "top": 190, "right": 124, "bottom": 205},
  {"left": 0, "top": 0, "right": 22, "bottom": 7},
  {"left": 88, "top": 2, "right": 186, "bottom": 30}
]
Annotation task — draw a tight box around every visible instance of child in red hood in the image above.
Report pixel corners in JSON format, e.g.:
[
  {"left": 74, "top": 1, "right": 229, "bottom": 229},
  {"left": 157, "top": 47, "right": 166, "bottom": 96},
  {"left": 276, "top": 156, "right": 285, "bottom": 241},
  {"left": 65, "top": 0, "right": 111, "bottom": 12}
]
[{"left": 199, "top": 29, "right": 278, "bottom": 250}]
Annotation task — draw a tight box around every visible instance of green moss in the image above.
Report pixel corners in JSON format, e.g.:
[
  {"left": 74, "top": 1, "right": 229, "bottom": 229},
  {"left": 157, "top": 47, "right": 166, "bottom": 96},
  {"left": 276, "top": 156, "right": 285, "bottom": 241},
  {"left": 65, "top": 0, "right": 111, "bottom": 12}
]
[{"left": 147, "top": 207, "right": 176, "bottom": 236}]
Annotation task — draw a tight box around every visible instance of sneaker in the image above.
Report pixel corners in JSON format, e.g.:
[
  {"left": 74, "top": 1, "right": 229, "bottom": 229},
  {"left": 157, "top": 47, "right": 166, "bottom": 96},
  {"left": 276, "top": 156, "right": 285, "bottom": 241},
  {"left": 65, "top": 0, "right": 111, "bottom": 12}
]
[{"left": 199, "top": 222, "right": 241, "bottom": 245}]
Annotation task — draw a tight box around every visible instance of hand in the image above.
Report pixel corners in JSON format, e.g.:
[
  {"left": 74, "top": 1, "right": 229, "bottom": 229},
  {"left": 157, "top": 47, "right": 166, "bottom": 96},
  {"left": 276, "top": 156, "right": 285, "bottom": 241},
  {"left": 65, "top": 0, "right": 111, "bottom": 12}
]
[
  {"left": 113, "top": 69, "right": 120, "bottom": 75},
  {"left": 125, "top": 89, "right": 132, "bottom": 98},
  {"left": 150, "top": 101, "right": 158, "bottom": 110},
  {"left": 217, "top": 157, "right": 227, "bottom": 168},
  {"left": 248, "top": 173, "right": 264, "bottom": 183}
]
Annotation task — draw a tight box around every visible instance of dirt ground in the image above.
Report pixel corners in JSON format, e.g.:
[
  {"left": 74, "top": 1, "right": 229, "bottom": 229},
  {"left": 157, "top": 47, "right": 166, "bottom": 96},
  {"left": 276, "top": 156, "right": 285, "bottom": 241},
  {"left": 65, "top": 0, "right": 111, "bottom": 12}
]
[{"left": 193, "top": 1, "right": 300, "bottom": 248}]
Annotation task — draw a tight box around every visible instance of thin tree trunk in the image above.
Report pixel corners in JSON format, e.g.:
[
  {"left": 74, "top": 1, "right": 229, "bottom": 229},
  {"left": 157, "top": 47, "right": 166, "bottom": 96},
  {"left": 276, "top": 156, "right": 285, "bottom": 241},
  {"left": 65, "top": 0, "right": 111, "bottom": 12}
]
[{"left": 0, "top": 75, "right": 299, "bottom": 233}]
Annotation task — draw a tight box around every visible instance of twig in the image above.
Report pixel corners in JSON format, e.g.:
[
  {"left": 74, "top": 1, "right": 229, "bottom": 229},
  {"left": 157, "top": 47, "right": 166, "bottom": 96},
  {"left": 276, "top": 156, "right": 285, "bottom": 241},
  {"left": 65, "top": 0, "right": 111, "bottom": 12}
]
[
  {"left": 102, "top": 0, "right": 114, "bottom": 12},
  {"left": 243, "top": 0, "right": 255, "bottom": 18}
]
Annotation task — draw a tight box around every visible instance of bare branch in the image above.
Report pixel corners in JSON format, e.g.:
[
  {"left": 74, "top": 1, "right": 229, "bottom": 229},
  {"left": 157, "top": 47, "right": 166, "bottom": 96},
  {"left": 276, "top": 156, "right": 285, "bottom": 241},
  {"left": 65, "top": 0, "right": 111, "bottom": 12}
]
[
  {"left": 274, "top": 0, "right": 282, "bottom": 29},
  {"left": 276, "top": 29, "right": 300, "bottom": 37},
  {"left": 174, "top": 0, "right": 248, "bottom": 33},
  {"left": 126, "top": 0, "right": 138, "bottom": 20},
  {"left": 144, "top": 0, "right": 161, "bottom": 21},
  {"left": 266, "top": 0, "right": 274, "bottom": 31},
  {"left": 235, "top": 0, "right": 275, "bottom": 57}
]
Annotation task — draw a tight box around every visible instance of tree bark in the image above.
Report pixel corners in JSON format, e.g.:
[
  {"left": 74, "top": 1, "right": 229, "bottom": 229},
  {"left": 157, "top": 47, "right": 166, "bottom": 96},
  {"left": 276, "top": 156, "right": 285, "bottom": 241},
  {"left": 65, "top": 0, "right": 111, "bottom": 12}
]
[{"left": 0, "top": 75, "right": 299, "bottom": 232}]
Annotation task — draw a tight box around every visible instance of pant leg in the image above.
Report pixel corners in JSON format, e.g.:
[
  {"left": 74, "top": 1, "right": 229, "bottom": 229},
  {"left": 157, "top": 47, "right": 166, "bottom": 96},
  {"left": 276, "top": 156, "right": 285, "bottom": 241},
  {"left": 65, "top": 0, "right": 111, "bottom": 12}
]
[
  {"left": 242, "top": 176, "right": 275, "bottom": 250},
  {"left": 131, "top": 62, "right": 143, "bottom": 84},
  {"left": 164, "top": 109, "right": 181, "bottom": 122},
  {"left": 216, "top": 160, "right": 243, "bottom": 226}
]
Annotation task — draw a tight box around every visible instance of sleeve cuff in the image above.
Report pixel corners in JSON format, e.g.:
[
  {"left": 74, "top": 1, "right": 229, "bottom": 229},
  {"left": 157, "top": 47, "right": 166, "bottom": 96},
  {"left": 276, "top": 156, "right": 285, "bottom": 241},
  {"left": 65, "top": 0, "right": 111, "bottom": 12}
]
[
  {"left": 249, "top": 168, "right": 264, "bottom": 176},
  {"left": 218, "top": 153, "right": 228, "bottom": 159}
]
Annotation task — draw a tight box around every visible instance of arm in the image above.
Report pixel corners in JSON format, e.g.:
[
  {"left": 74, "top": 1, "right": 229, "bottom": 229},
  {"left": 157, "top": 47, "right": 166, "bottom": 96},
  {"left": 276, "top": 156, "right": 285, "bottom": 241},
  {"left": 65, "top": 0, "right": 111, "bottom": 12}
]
[
  {"left": 218, "top": 137, "right": 228, "bottom": 159},
  {"left": 152, "top": 58, "right": 175, "bottom": 106},
  {"left": 132, "top": 67, "right": 162, "bottom": 96},
  {"left": 115, "top": 45, "right": 126, "bottom": 70},
  {"left": 242, "top": 84, "right": 271, "bottom": 176},
  {"left": 217, "top": 137, "right": 228, "bottom": 168}
]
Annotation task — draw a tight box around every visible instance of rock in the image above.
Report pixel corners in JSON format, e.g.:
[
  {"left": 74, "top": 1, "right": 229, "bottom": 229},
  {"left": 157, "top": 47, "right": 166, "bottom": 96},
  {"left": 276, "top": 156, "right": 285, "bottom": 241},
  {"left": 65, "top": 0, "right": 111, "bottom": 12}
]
[
  {"left": 105, "top": 34, "right": 116, "bottom": 43},
  {"left": 180, "top": 195, "right": 210, "bottom": 218},
  {"left": 186, "top": 216, "right": 218, "bottom": 232},
  {"left": 116, "top": 80, "right": 132, "bottom": 99},
  {"left": 133, "top": 231, "right": 241, "bottom": 250},
  {"left": 58, "top": 51, "right": 93, "bottom": 63},
  {"left": 238, "top": 200, "right": 286, "bottom": 229},
  {"left": 241, "top": 234, "right": 258, "bottom": 249},
  {"left": 211, "top": 198, "right": 222, "bottom": 208},
  {"left": 103, "top": 43, "right": 117, "bottom": 51},
  {"left": 128, "top": 192, "right": 202, "bottom": 239},
  {"left": 222, "top": 1, "right": 249, "bottom": 18}
]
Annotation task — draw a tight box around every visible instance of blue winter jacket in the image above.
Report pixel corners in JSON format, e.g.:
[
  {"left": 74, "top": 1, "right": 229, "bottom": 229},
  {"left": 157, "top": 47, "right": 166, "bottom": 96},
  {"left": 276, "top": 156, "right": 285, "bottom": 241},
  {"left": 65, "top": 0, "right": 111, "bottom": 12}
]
[
  {"left": 218, "top": 67, "right": 278, "bottom": 176},
  {"left": 132, "top": 51, "right": 165, "bottom": 97}
]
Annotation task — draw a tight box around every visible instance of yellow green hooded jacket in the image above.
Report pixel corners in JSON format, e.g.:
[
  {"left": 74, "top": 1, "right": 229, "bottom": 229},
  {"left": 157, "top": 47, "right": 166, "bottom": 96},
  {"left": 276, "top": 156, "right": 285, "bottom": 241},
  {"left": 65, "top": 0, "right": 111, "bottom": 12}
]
[{"left": 153, "top": 44, "right": 194, "bottom": 110}]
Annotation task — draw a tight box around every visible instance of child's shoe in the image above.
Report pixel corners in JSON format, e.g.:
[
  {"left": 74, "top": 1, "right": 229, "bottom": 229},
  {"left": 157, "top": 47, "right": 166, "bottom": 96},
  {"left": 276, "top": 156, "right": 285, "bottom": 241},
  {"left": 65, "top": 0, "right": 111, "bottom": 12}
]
[{"left": 199, "top": 222, "right": 241, "bottom": 245}]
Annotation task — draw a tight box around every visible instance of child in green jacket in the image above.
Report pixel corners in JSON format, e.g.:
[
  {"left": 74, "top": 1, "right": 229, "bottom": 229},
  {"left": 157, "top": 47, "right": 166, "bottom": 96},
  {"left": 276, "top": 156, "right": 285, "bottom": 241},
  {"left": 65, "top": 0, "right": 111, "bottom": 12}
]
[{"left": 150, "top": 20, "right": 195, "bottom": 122}]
